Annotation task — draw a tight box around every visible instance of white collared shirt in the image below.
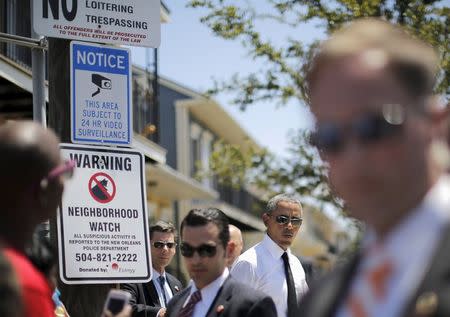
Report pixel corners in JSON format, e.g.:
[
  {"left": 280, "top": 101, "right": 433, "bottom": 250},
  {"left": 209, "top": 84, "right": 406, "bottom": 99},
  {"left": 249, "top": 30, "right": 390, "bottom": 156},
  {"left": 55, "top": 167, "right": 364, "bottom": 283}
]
[
  {"left": 152, "top": 269, "right": 174, "bottom": 308},
  {"left": 183, "top": 268, "right": 229, "bottom": 317},
  {"left": 231, "top": 234, "right": 309, "bottom": 317},
  {"left": 336, "top": 175, "right": 450, "bottom": 317}
]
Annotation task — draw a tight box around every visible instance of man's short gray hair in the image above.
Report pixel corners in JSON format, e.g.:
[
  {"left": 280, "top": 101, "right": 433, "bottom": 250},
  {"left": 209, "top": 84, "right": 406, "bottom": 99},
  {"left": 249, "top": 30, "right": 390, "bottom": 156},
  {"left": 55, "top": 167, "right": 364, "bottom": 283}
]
[{"left": 266, "top": 193, "right": 302, "bottom": 213}]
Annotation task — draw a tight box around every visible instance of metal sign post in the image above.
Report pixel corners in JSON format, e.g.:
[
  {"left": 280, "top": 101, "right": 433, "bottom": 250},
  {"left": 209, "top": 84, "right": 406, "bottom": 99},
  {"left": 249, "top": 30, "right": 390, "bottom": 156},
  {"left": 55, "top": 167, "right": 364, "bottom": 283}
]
[{"left": 31, "top": 1, "right": 47, "bottom": 126}]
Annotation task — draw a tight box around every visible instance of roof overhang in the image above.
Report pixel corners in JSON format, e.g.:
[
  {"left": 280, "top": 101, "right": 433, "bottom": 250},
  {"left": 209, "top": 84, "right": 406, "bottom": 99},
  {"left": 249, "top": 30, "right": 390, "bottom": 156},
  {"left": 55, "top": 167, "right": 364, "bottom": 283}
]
[
  {"left": 0, "top": 55, "right": 39, "bottom": 95},
  {"left": 146, "top": 163, "right": 219, "bottom": 201},
  {"left": 133, "top": 133, "right": 167, "bottom": 164},
  {"left": 192, "top": 200, "right": 265, "bottom": 232},
  {"left": 0, "top": 56, "right": 48, "bottom": 120},
  {"left": 177, "top": 98, "right": 261, "bottom": 151}
]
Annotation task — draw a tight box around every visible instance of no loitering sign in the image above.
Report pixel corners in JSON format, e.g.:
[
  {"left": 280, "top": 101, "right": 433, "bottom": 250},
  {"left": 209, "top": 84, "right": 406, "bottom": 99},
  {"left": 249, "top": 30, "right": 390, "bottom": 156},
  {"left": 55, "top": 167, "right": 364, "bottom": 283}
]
[
  {"left": 58, "top": 143, "right": 151, "bottom": 284},
  {"left": 33, "top": 0, "right": 161, "bottom": 47}
]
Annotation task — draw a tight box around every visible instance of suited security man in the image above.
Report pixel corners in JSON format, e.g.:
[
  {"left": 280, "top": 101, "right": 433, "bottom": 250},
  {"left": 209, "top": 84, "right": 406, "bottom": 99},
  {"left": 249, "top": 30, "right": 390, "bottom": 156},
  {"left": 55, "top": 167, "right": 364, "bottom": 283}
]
[
  {"left": 299, "top": 18, "right": 450, "bottom": 317},
  {"left": 166, "top": 208, "right": 277, "bottom": 317},
  {"left": 122, "top": 221, "right": 183, "bottom": 317}
]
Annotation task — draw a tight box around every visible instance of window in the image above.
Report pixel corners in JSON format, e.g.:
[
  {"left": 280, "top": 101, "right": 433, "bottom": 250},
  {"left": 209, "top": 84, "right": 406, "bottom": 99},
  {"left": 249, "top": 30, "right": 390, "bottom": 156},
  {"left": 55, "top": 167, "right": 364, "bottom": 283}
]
[
  {"left": 200, "top": 131, "right": 213, "bottom": 187},
  {"left": 190, "top": 123, "right": 202, "bottom": 177},
  {"left": 1, "top": 0, "right": 32, "bottom": 67}
]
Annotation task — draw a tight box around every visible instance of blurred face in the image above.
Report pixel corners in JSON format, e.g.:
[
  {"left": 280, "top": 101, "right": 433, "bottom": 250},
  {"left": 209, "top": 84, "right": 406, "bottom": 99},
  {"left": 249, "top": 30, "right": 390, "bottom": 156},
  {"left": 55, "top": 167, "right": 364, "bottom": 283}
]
[
  {"left": 310, "top": 55, "right": 433, "bottom": 232},
  {"left": 181, "top": 223, "right": 226, "bottom": 289},
  {"left": 42, "top": 136, "right": 67, "bottom": 219},
  {"left": 151, "top": 231, "right": 176, "bottom": 272},
  {"left": 263, "top": 201, "right": 302, "bottom": 250}
]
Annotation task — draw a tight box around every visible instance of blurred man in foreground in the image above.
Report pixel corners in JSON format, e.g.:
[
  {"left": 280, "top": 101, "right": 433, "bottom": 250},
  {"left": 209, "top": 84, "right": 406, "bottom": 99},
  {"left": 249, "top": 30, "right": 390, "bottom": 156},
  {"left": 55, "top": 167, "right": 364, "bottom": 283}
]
[
  {"left": 0, "top": 121, "right": 131, "bottom": 317},
  {"left": 299, "top": 18, "right": 450, "bottom": 317},
  {"left": 0, "top": 121, "right": 67, "bottom": 317}
]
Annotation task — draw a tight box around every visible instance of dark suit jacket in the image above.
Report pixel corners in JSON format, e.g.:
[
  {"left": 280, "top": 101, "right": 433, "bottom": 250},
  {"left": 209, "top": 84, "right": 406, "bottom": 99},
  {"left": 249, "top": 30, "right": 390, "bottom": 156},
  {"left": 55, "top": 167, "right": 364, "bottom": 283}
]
[
  {"left": 166, "top": 275, "right": 277, "bottom": 317},
  {"left": 298, "top": 226, "right": 450, "bottom": 317},
  {"left": 121, "top": 272, "right": 183, "bottom": 317}
]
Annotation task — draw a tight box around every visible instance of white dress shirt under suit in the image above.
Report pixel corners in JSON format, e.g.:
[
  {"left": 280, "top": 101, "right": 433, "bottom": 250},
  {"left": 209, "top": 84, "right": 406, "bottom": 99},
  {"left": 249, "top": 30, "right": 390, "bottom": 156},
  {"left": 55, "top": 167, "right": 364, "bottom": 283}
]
[
  {"left": 182, "top": 268, "right": 229, "bottom": 317},
  {"left": 336, "top": 175, "right": 450, "bottom": 317},
  {"left": 152, "top": 269, "right": 174, "bottom": 308},
  {"left": 231, "top": 234, "right": 309, "bottom": 317}
]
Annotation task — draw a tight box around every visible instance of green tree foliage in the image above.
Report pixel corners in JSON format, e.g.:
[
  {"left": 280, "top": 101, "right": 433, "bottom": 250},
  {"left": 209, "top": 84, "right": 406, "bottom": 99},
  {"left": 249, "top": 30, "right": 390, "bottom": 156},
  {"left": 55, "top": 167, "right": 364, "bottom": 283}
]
[
  {"left": 188, "top": 0, "right": 449, "bottom": 211},
  {"left": 189, "top": 0, "right": 448, "bottom": 106}
]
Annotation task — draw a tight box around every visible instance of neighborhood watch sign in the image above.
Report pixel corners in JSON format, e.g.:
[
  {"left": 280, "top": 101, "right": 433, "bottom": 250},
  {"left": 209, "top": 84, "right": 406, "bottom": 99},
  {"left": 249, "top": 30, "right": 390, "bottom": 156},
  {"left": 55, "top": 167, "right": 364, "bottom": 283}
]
[{"left": 33, "top": 0, "right": 161, "bottom": 47}]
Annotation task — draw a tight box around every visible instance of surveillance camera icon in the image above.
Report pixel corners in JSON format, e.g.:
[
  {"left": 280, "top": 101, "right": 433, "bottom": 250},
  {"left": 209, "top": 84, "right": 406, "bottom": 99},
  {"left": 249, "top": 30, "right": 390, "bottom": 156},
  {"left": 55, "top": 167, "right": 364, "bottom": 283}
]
[{"left": 92, "top": 74, "right": 112, "bottom": 97}]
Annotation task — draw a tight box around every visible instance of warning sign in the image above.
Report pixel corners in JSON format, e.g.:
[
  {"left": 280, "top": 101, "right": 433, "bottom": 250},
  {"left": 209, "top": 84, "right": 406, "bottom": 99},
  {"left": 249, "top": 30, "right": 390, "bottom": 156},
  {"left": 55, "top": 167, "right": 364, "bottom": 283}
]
[
  {"left": 57, "top": 143, "right": 151, "bottom": 284},
  {"left": 89, "top": 172, "right": 116, "bottom": 203}
]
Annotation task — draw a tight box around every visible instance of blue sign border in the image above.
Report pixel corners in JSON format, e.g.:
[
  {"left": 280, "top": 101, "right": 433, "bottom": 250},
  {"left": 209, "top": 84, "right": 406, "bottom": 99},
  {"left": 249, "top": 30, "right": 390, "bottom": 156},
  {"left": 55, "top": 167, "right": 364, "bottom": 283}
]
[{"left": 70, "top": 41, "right": 132, "bottom": 146}]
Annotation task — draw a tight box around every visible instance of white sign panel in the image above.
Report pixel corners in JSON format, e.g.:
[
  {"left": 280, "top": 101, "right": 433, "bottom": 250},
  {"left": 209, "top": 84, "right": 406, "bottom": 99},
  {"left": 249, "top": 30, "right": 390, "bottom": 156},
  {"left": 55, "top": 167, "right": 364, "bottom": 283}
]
[
  {"left": 71, "top": 41, "right": 132, "bottom": 146},
  {"left": 33, "top": 0, "right": 160, "bottom": 47},
  {"left": 58, "top": 143, "right": 151, "bottom": 284}
]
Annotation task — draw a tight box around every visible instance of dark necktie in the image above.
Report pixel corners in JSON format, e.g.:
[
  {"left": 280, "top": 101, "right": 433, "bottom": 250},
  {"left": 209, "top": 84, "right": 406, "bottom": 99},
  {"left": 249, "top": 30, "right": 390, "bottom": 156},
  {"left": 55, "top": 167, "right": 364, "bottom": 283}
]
[
  {"left": 178, "top": 290, "right": 202, "bottom": 317},
  {"left": 282, "top": 252, "right": 298, "bottom": 317},
  {"left": 158, "top": 275, "right": 168, "bottom": 306}
]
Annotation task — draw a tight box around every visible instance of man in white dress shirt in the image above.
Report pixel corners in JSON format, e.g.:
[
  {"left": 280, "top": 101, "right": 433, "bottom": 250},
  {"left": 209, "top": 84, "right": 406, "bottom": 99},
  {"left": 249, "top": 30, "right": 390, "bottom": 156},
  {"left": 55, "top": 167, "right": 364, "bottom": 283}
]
[{"left": 231, "top": 194, "right": 309, "bottom": 317}]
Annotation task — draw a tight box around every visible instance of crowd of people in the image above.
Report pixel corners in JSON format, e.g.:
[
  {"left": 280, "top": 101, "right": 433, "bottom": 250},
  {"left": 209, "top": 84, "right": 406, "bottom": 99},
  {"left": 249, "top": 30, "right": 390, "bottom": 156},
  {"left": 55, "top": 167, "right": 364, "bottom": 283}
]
[{"left": 1, "top": 17, "right": 449, "bottom": 317}]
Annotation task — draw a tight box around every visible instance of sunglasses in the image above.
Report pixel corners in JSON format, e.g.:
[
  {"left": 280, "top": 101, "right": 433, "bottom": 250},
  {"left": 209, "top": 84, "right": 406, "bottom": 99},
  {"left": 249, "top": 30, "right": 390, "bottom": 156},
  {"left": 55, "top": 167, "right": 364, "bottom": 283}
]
[
  {"left": 310, "top": 105, "right": 405, "bottom": 154},
  {"left": 270, "top": 215, "right": 303, "bottom": 227},
  {"left": 180, "top": 243, "right": 217, "bottom": 258},
  {"left": 40, "top": 159, "right": 76, "bottom": 189},
  {"left": 153, "top": 241, "right": 177, "bottom": 249}
]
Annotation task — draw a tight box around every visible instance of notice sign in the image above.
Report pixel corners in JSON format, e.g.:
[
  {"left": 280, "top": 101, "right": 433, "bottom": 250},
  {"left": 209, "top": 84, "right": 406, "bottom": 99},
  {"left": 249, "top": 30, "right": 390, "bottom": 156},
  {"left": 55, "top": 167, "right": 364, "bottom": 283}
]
[
  {"left": 58, "top": 143, "right": 151, "bottom": 284},
  {"left": 71, "top": 41, "right": 132, "bottom": 146},
  {"left": 33, "top": 0, "right": 160, "bottom": 47}
]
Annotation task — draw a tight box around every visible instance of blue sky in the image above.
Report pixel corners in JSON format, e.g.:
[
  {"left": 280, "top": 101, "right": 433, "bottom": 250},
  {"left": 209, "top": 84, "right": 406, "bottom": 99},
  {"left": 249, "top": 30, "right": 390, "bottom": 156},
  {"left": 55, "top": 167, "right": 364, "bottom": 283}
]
[{"left": 130, "top": 1, "right": 323, "bottom": 157}]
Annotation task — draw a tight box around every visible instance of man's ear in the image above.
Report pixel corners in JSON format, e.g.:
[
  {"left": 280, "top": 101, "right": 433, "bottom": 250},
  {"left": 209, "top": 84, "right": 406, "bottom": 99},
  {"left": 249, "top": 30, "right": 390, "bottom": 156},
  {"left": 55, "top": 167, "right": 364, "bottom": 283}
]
[
  {"left": 262, "top": 213, "right": 270, "bottom": 227},
  {"left": 226, "top": 241, "right": 236, "bottom": 257},
  {"left": 427, "top": 96, "right": 449, "bottom": 124}
]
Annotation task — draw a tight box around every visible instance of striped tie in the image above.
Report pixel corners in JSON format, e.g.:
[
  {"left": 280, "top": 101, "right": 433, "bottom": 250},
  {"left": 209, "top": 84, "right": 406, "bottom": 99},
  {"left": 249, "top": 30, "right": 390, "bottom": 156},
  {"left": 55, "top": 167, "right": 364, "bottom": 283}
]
[
  {"left": 178, "top": 290, "right": 202, "bottom": 317},
  {"left": 348, "top": 257, "right": 393, "bottom": 317}
]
